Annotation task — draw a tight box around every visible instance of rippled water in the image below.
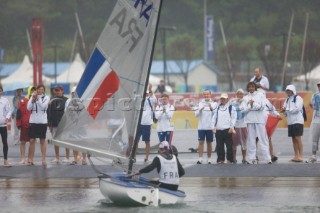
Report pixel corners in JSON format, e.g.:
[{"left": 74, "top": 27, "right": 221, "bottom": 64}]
[{"left": 1, "top": 177, "right": 320, "bottom": 213}]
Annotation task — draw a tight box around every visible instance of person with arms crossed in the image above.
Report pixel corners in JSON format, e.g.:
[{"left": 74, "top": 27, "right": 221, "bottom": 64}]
[{"left": 47, "top": 85, "right": 69, "bottom": 164}]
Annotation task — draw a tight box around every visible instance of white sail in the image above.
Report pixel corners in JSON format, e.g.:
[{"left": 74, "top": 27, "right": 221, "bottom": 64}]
[{"left": 52, "top": 0, "right": 161, "bottom": 161}]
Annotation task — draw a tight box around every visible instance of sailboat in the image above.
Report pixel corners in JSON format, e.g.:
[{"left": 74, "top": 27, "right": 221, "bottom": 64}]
[{"left": 52, "top": 0, "right": 185, "bottom": 207}]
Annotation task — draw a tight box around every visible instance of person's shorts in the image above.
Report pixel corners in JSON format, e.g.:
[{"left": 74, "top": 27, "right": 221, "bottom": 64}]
[
  {"left": 288, "top": 123, "right": 304, "bottom": 137},
  {"left": 138, "top": 125, "right": 151, "bottom": 142},
  {"left": 198, "top": 130, "right": 213, "bottom": 142},
  {"left": 232, "top": 127, "right": 247, "bottom": 150},
  {"left": 29, "top": 123, "right": 47, "bottom": 139},
  {"left": 20, "top": 127, "right": 30, "bottom": 142}
]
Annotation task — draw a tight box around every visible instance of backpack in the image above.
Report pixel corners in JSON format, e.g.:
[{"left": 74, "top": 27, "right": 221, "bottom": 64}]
[{"left": 286, "top": 95, "right": 307, "bottom": 122}]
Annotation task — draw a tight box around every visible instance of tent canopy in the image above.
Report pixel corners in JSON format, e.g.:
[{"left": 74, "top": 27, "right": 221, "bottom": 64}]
[
  {"left": 57, "top": 53, "right": 85, "bottom": 83},
  {"left": 1, "top": 55, "right": 53, "bottom": 86}
]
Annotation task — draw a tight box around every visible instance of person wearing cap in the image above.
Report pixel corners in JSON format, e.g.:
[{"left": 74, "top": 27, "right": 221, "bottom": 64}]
[
  {"left": 12, "top": 88, "right": 25, "bottom": 145},
  {"left": 135, "top": 141, "right": 185, "bottom": 191},
  {"left": 47, "top": 85, "right": 69, "bottom": 164},
  {"left": 280, "top": 84, "right": 304, "bottom": 162},
  {"left": 27, "top": 84, "right": 50, "bottom": 166},
  {"left": 135, "top": 84, "right": 157, "bottom": 163},
  {"left": 16, "top": 86, "right": 36, "bottom": 165},
  {"left": 230, "top": 88, "right": 249, "bottom": 164},
  {"left": 194, "top": 89, "right": 218, "bottom": 164},
  {"left": 0, "top": 86, "right": 12, "bottom": 167},
  {"left": 250, "top": 67, "right": 269, "bottom": 96},
  {"left": 307, "top": 81, "right": 320, "bottom": 163},
  {"left": 240, "top": 82, "right": 271, "bottom": 164},
  {"left": 155, "top": 93, "right": 175, "bottom": 144},
  {"left": 212, "top": 93, "right": 237, "bottom": 164}
]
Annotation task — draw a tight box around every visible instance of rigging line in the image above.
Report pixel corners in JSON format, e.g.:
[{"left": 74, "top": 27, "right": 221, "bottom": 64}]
[{"left": 118, "top": 75, "right": 145, "bottom": 86}]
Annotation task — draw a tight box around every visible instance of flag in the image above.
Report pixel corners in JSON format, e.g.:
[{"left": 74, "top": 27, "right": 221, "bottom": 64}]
[{"left": 76, "top": 48, "right": 120, "bottom": 119}]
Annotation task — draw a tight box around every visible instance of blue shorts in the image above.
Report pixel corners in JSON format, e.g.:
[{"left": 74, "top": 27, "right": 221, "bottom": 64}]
[
  {"left": 198, "top": 130, "right": 213, "bottom": 142},
  {"left": 158, "top": 131, "right": 172, "bottom": 143},
  {"left": 137, "top": 125, "right": 151, "bottom": 142}
]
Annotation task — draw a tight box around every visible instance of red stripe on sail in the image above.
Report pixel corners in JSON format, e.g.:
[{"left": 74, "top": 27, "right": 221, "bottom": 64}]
[{"left": 87, "top": 70, "right": 120, "bottom": 119}]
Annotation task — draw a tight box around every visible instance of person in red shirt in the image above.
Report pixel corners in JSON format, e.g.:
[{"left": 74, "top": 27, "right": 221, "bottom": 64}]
[{"left": 16, "top": 86, "right": 36, "bottom": 165}]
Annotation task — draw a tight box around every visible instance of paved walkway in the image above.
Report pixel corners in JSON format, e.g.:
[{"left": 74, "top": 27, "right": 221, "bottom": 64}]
[{"left": 1, "top": 128, "right": 319, "bottom": 178}]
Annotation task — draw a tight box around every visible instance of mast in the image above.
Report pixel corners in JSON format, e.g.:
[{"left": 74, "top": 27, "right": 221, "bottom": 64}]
[{"left": 128, "top": 0, "right": 163, "bottom": 174}]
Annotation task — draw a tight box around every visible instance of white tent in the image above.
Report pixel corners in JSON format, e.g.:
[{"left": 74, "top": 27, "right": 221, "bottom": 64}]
[
  {"left": 293, "top": 64, "right": 320, "bottom": 92},
  {"left": 295, "top": 64, "right": 320, "bottom": 81},
  {"left": 1, "top": 55, "right": 53, "bottom": 86},
  {"left": 57, "top": 53, "right": 85, "bottom": 83}
]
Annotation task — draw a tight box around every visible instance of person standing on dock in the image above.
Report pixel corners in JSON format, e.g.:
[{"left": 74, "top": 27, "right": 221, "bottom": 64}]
[
  {"left": 307, "top": 82, "right": 320, "bottom": 163},
  {"left": 194, "top": 89, "right": 217, "bottom": 164}
]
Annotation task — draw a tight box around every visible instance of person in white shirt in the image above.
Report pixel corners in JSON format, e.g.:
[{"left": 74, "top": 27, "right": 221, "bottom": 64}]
[
  {"left": 0, "top": 86, "right": 12, "bottom": 167},
  {"left": 280, "top": 84, "right": 304, "bottom": 162},
  {"left": 240, "top": 82, "right": 271, "bottom": 164},
  {"left": 307, "top": 82, "right": 320, "bottom": 163},
  {"left": 250, "top": 67, "right": 269, "bottom": 96},
  {"left": 212, "top": 93, "right": 237, "bottom": 164},
  {"left": 136, "top": 84, "right": 157, "bottom": 163},
  {"left": 230, "top": 88, "right": 249, "bottom": 164},
  {"left": 155, "top": 94, "right": 174, "bottom": 144},
  {"left": 27, "top": 84, "right": 50, "bottom": 166},
  {"left": 194, "top": 89, "right": 218, "bottom": 164}
]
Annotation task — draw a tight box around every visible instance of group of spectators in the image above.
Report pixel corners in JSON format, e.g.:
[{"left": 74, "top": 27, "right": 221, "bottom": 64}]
[
  {"left": 137, "top": 67, "right": 320, "bottom": 166},
  {"left": 0, "top": 85, "right": 87, "bottom": 167}
]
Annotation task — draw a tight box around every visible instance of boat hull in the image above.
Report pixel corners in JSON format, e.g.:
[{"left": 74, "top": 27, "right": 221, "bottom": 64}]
[{"left": 99, "top": 173, "right": 185, "bottom": 206}]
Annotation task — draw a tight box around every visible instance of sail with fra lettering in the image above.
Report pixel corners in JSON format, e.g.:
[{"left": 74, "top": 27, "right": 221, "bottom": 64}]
[{"left": 52, "top": 0, "right": 161, "bottom": 161}]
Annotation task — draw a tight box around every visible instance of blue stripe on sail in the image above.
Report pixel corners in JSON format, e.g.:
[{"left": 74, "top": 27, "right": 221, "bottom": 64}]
[{"left": 76, "top": 48, "right": 105, "bottom": 98}]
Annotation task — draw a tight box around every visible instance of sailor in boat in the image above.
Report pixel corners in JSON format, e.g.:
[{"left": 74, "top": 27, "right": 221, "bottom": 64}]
[{"left": 135, "top": 141, "right": 185, "bottom": 191}]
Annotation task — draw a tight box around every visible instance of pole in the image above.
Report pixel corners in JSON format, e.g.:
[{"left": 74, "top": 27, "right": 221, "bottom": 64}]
[
  {"left": 280, "top": 13, "right": 294, "bottom": 90},
  {"left": 219, "top": 20, "right": 235, "bottom": 91},
  {"left": 300, "top": 13, "right": 309, "bottom": 90},
  {"left": 159, "top": 26, "right": 176, "bottom": 86},
  {"left": 203, "top": 0, "right": 207, "bottom": 61},
  {"left": 48, "top": 44, "right": 63, "bottom": 84},
  {"left": 75, "top": 13, "right": 88, "bottom": 62}
]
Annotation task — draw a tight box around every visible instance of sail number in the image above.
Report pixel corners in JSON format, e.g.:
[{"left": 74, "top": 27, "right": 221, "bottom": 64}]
[{"left": 110, "top": 0, "right": 154, "bottom": 52}]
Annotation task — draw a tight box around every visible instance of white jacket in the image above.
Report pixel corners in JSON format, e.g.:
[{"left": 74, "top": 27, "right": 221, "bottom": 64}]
[
  {"left": 211, "top": 103, "right": 237, "bottom": 130},
  {"left": 263, "top": 98, "right": 280, "bottom": 124},
  {"left": 194, "top": 99, "right": 217, "bottom": 130},
  {"left": 283, "top": 85, "right": 304, "bottom": 125},
  {"left": 141, "top": 94, "right": 157, "bottom": 125},
  {"left": 27, "top": 94, "right": 50, "bottom": 124},
  {"left": 0, "top": 96, "right": 12, "bottom": 127},
  {"left": 155, "top": 103, "right": 174, "bottom": 132},
  {"left": 240, "top": 91, "right": 266, "bottom": 124}
]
